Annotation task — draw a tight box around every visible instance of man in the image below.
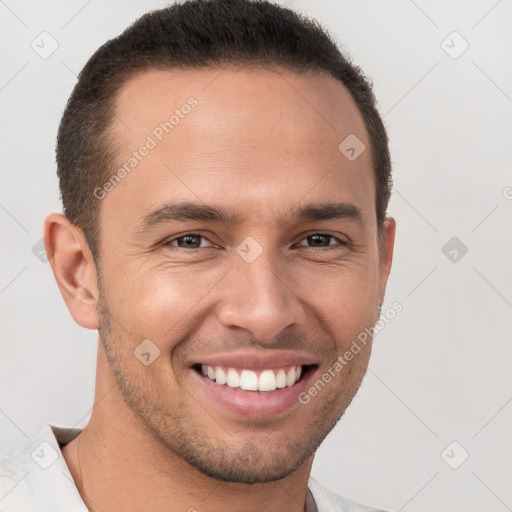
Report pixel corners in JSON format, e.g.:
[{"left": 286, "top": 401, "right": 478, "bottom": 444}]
[{"left": 0, "top": 0, "right": 395, "bottom": 510}]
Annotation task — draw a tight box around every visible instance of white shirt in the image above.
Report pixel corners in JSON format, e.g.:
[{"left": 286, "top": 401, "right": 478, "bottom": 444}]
[{"left": 0, "top": 425, "right": 388, "bottom": 511}]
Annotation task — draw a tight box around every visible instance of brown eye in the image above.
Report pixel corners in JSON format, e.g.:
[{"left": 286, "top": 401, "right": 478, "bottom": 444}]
[
  {"left": 297, "top": 233, "right": 345, "bottom": 249},
  {"left": 163, "top": 234, "right": 212, "bottom": 249}
]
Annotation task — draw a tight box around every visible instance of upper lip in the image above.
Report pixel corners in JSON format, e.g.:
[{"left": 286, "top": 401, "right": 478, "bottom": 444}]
[{"left": 188, "top": 350, "right": 317, "bottom": 370}]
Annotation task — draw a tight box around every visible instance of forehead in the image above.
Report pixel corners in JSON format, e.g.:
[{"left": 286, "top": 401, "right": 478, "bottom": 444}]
[
  {"left": 112, "top": 65, "right": 368, "bottom": 151},
  {"left": 103, "top": 65, "right": 374, "bottom": 227}
]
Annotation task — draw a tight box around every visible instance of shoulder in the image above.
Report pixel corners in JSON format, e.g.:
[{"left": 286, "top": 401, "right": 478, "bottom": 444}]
[
  {"left": 308, "top": 476, "right": 392, "bottom": 512},
  {"left": 0, "top": 424, "right": 86, "bottom": 511}
]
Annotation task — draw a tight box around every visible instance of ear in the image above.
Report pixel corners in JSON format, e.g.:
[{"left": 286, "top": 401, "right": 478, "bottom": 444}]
[
  {"left": 43, "top": 213, "right": 99, "bottom": 330},
  {"left": 377, "top": 217, "right": 396, "bottom": 306}
]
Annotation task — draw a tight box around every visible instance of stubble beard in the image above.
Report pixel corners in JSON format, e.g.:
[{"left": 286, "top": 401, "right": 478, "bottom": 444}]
[{"left": 95, "top": 284, "right": 371, "bottom": 484}]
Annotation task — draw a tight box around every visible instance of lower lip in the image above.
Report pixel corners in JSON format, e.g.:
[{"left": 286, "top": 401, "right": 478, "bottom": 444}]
[{"left": 191, "top": 368, "right": 315, "bottom": 418}]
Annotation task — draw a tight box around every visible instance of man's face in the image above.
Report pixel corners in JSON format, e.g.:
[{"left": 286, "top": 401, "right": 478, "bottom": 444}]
[{"left": 94, "top": 66, "right": 394, "bottom": 483}]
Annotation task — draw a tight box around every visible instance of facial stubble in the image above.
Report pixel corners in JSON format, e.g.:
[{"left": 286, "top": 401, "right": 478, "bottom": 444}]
[{"left": 95, "top": 280, "right": 372, "bottom": 484}]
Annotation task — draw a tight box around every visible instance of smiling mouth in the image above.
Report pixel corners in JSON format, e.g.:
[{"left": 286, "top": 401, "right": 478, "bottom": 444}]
[{"left": 192, "top": 364, "right": 316, "bottom": 392}]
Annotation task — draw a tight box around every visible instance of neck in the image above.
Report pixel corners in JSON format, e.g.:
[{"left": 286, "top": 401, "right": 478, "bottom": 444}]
[{"left": 62, "top": 345, "right": 314, "bottom": 512}]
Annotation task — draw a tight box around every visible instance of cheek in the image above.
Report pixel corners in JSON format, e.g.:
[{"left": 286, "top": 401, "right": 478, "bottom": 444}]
[
  {"left": 112, "top": 264, "right": 227, "bottom": 345},
  {"left": 300, "top": 262, "right": 379, "bottom": 350},
  {"left": 101, "top": 245, "right": 380, "bottom": 353}
]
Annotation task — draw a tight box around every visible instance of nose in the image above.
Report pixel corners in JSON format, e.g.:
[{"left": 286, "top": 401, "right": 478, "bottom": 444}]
[{"left": 215, "top": 249, "right": 307, "bottom": 343}]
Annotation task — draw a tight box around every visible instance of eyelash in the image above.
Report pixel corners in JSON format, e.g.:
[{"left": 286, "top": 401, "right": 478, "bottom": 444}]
[{"left": 162, "top": 232, "right": 347, "bottom": 251}]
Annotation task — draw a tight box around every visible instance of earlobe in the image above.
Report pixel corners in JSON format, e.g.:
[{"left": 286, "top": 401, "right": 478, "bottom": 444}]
[{"left": 43, "top": 213, "right": 100, "bottom": 330}]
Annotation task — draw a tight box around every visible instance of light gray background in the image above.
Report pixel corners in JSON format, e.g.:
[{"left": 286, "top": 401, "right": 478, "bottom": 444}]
[{"left": 1, "top": 1, "right": 511, "bottom": 511}]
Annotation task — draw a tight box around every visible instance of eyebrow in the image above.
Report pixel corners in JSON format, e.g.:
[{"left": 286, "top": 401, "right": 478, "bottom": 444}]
[
  {"left": 136, "top": 202, "right": 244, "bottom": 233},
  {"left": 286, "top": 202, "right": 366, "bottom": 225},
  {"left": 135, "top": 200, "right": 366, "bottom": 233}
]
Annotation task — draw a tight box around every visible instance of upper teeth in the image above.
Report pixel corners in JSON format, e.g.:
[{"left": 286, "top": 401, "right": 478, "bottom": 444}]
[{"left": 200, "top": 365, "right": 302, "bottom": 391}]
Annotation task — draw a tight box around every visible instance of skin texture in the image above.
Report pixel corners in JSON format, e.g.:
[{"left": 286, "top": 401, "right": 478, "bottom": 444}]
[{"left": 45, "top": 65, "right": 395, "bottom": 512}]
